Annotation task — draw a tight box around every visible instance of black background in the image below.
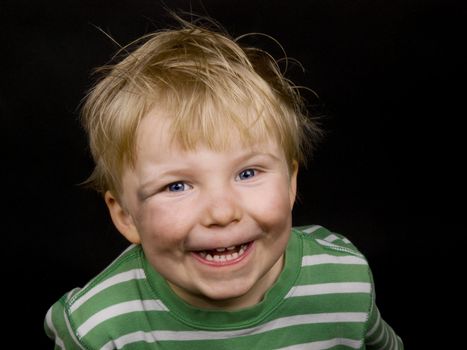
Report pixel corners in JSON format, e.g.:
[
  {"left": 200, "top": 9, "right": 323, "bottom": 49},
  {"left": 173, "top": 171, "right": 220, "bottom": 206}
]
[{"left": 3, "top": 0, "right": 464, "bottom": 348}]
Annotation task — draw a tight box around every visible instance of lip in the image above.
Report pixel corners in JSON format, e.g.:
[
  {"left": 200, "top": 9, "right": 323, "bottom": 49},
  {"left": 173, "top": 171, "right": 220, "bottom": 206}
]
[{"left": 191, "top": 241, "right": 254, "bottom": 267}]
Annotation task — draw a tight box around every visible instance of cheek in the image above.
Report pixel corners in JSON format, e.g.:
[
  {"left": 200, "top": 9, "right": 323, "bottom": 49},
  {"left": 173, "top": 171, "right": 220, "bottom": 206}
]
[
  {"left": 135, "top": 201, "right": 193, "bottom": 248},
  {"left": 246, "top": 184, "right": 293, "bottom": 228}
]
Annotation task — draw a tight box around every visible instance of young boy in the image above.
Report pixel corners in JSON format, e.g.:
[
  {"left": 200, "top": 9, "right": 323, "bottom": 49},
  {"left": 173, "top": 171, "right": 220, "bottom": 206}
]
[{"left": 45, "top": 20, "right": 403, "bottom": 349}]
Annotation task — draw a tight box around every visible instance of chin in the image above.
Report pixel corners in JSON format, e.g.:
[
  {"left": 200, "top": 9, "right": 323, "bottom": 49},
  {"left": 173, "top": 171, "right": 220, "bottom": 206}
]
[{"left": 204, "top": 288, "right": 248, "bottom": 301}]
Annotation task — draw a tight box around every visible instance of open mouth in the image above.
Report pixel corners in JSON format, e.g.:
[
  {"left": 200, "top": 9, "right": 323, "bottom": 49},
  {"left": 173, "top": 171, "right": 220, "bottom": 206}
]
[{"left": 193, "top": 241, "right": 253, "bottom": 264}]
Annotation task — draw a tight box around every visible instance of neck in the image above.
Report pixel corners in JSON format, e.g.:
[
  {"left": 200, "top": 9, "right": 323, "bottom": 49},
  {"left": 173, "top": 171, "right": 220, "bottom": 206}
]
[{"left": 169, "top": 254, "right": 285, "bottom": 311}]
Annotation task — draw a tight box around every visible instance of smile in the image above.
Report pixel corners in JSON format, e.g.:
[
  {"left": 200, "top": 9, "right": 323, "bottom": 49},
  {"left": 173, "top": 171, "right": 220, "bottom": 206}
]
[{"left": 192, "top": 242, "right": 253, "bottom": 265}]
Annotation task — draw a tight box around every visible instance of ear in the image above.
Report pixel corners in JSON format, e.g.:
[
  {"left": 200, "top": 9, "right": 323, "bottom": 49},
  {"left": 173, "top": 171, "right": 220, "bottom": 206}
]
[
  {"left": 289, "top": 160, "right": 299, "bottom": 208},
  {"left": 105, "top": 191, "right": 141, "bottom": 244}
]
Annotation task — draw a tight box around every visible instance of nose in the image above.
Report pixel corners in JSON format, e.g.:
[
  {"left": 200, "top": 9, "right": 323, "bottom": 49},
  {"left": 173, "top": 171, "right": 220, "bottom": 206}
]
[{"left": 200, "top": 185, "right": 242, "bottom": 227}]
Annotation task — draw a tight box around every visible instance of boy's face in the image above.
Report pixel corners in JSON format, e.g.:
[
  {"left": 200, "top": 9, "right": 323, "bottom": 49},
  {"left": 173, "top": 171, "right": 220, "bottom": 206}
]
[{"left": 106, "top": 111, "right": 297, "bottom": 310}]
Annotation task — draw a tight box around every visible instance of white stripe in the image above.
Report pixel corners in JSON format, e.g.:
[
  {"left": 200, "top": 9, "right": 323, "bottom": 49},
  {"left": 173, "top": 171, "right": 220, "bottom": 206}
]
[
  {"left": 276, "top": 337, "right": 363, "bottom": 350},
  {"left": 323, "top": 233, "right": 340, "bottom": 243},
  {"left": 100, "top": 312, "right": 367, "bottom": 349},
  {"left": 376, "top": 324, "right": 397, "bottom": 350},
  {"left": 66, "top": 288, "right": 81, "bottom": 301},
  {"left": 366, "top": 306, "right": 381, "bottom": 337},
  {"left": 367, "top": 319, "right": 386, "bottom": 346},
  {"left": 45, "top": 307, "right": 66, "bottom": 350},
  {"left": 70, "top": 269, "right": 146, "bottom": 313},
  {"left": 302, "top": 254, "right": 367, "bottom": 266},
  {"left": 316, "top": 239, "right": 363, "bottom": 257},
  {"left": 78, "top": 299, "right": 168, "bottom": 337},
  {"left": 285, "top": 282, "right": 371, "bottom": 298},
  {"left": 386, "top": 328, "right": 395, "bottom": 350},
  {"left": 64, "top": 302, "right": 87, "bottom": 349},
  {"left": 375, "top": 323, "right": 389, "bottom": 349},
  {"left": 302, "top": 225, "right": 322, "bottom": 234},
  {"left": 396, "top": 336, "right": 402, "bottom": 350}
]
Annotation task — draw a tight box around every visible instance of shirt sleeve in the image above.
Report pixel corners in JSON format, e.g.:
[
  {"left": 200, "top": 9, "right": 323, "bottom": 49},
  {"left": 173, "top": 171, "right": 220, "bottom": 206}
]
[
  {"left": 365, "top": 299, "right": 404, "bottom": 349},
  {"left": 44, "top": 290, "right": 86, "bottom": 350}
]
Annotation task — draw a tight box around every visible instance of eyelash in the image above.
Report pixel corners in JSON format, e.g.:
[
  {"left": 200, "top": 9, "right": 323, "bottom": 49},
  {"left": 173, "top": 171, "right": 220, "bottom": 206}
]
[
  {"left": 164, "top": 168, "right": 259, "bottom": 193},
  {"left": 166, "top": 182, "right": 191, "bottom": 193},
  {"left": 236, "top": 168, "right": 257, "bottom": 181}
]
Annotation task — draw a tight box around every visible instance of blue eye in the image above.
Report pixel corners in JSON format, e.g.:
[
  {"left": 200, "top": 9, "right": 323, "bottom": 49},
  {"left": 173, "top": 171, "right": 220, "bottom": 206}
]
[
  {"left": 167, "top": 182, "right": 188, "bottom": 192},
  {"left": 238, "top": 169, "right": 256, "bottom": 180}
]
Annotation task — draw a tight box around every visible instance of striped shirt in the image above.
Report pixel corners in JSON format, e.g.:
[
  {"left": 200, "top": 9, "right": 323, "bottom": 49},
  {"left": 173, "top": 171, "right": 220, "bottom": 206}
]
[{"left": 44, "top": 225, "right": 403, "bottom": 349}]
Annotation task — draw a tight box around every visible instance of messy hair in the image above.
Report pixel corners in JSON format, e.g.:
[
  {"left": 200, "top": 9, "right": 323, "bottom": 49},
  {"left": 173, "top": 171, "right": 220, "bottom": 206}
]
[{"left": 81, "top": 19, "right": 321, "bottom": 196}]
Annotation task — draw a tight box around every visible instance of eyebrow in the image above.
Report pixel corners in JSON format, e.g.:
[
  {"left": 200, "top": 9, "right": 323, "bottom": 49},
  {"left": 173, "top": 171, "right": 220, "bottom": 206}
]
[{"left": 231, "top": 151, "right": 282, "bottom": 164}]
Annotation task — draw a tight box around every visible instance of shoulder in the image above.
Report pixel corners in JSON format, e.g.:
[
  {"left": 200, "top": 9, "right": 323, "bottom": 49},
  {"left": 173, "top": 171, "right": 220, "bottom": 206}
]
[
  {"left": 287, "top": 226, "right": 377, "bottom": 343},
  {"left": 45, "top": 244, "right": 156, "bottom": 349},
  {"left": 293, "top": 224, "right": 365, "bottom": 258},
  {"left": 66, "top": 244, "right": 145, "bottom": 311},
  {"left": 291, "top": 224, "right": 372, "bottom": 290}
]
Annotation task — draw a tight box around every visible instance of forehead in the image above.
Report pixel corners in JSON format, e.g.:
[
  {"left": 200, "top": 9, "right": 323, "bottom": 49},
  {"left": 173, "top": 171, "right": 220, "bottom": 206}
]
[{"left": 135, "top": 106, "right": 284, "bottom": 159}]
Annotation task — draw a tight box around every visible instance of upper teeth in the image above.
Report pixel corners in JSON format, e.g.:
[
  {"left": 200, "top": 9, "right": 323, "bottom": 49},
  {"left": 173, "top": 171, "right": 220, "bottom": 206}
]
[
  {"left": 198, "top": 243, "right": 249, "bottom": 262},
  {"left": 215, "top": 246, "right": 237, "bottom": 252}
]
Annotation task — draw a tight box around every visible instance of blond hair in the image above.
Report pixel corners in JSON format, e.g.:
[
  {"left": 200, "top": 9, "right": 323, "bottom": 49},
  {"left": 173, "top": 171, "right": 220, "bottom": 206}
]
[{"left": 81, "top": 20, "right": 321, "bottom": 196}]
